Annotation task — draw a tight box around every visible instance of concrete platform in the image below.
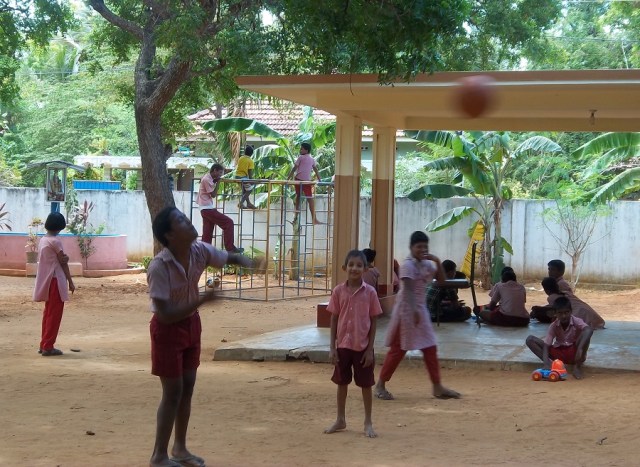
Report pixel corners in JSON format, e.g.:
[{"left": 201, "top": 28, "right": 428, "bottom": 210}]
[{"left": 214, "top": 317, "right": 640, "bottom": 374}]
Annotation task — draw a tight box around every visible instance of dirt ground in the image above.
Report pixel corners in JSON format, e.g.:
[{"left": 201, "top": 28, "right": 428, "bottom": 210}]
[{"left": 1, "top": 273, "right": 639, "bottom": 467}]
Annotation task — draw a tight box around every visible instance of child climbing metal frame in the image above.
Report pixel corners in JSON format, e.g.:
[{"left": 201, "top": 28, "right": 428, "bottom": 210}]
[{"left": 190, "top": 178, "right": 334, "bottom": 301}]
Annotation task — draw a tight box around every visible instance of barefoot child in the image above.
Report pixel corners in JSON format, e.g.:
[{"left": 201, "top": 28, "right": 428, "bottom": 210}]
[
  {"left": 325, "top": 249, "right": 382, "bottom": 438},
  {"left": 526, "top": 296, "right": 593, "bottom": 379},
  {"left": 287, "top": 142, "right": 322, "bottom": 224},
  {"left": 375, "top": 231, "right": 460, "bottom": 401},
  {"left": 147, "top": 207, "right": 252, "bottom": 467},
  {"left": 33, "top": 212, "right": 75, "bottom": 356}
]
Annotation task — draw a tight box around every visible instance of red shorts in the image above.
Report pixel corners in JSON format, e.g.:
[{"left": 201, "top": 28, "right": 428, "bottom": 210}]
[
  {"left": 487, "top": 307, "right": 530, "bottom": 327},
  {"left": 294, "top": 181, "right": 313, "bottom": 198},
  {"left": 150, "top": 312, "right": 201, "bottom": 378},
  {"left": 331, "top": 348, "right": 375, "bottom": 388},
  {"left": 549, "top": 345, "right": 577, "bottom": 364}
]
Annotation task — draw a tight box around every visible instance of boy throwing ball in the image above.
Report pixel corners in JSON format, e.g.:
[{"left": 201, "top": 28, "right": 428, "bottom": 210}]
[{"left": 147, "top": 207, "right": 252, "bottom": 467}]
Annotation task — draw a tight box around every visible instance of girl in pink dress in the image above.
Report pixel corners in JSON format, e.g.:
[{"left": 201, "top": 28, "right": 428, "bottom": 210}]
[
  {"left": 33, "top": 213, "right": 75, "bottom": 356},
  {"left": 374, "top": 231, "right": 460, "bottom": 400}
]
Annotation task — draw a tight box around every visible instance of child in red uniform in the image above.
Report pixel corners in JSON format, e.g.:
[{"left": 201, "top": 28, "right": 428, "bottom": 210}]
[
  {"left": 324, "top": 249, "right": 383, "bottom": 438},
  {"left": 33, "top": 212, "right": 75, "bottom": 356},
  {"left": 374, "top": 231, "right": 460, "bottom": 401},
  {"left": 526, "top": 296, "right": 593, "bottom": 379},
  {"left": 147, "top": 207, "right": 252, "bottom": 467}
]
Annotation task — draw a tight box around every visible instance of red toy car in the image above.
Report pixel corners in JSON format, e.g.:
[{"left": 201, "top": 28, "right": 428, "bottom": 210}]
[{"left": 531, "top": 359, "right": 568, "bottom": 382}]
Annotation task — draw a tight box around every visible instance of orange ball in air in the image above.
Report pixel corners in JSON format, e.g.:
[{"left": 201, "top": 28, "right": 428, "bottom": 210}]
[{"left": 453, "top": 75, "right": 496, "bottom": 118}]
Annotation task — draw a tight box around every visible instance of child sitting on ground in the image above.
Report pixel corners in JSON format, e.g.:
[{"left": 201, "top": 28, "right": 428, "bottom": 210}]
[
  {"left": 476, "top": 269, "right": 529, "bottom": 327},
  {"left": 426, "top": 260, "right": 471, "bottom": 322},
  {"left": 530, "top": 260, "right": 605, "bottom": 329},
  {"left": 526, "top": 296, "right": 594, "bottom": 379},
  {"left": 531, "top": 277, "right": 605, "bottom": 329},
  {"left": 325, "top": 249, "right": 382, "bottom": 438}
]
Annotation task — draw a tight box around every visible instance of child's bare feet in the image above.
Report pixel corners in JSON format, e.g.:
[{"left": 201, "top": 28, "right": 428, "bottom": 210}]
[
  {"left": 573, "top": 365, "right": 584, "bottom": 379},
  {"left": 433, "top": 384, "right": 461, "bottom": 399},
  {"left": 324, "top": 419, "right": 346, "bottom": 434},
  {"left": 364, "top": 423, "right": 377, "bottom": 438}
]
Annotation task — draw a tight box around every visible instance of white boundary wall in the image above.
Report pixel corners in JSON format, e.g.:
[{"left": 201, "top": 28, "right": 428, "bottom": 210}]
[{"left": 1, "top": 188, "right": 638, "bottom": 284}]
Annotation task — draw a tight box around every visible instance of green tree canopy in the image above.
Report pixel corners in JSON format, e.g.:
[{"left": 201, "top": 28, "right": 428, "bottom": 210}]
[
  {"left": 0, "top": 0, "right": 74, "bottom": 105},
  {"left": 84, "top": 0, "right": 564, "bottom": 236}
]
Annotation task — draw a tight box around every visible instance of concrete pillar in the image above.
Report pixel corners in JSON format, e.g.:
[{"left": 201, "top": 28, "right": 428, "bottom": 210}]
[
  {"left": 332, "top": 115, "right": 362, "bottom": 287},
  {"left": 103, "top": 166, "right": 112, "bottom": 181},
  {"left": 371, "top": 127, "right": 397, "bottom": 296}
]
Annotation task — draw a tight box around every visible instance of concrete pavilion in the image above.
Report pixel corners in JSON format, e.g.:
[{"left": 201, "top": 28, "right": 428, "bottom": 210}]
[{"left": 236, "top": 70, "right": 640, "bottom": 296}]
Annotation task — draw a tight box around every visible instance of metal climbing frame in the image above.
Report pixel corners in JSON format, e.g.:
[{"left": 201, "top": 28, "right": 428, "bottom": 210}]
[{"left": 190, "top": 177, "right": 334, "bottom": 300}]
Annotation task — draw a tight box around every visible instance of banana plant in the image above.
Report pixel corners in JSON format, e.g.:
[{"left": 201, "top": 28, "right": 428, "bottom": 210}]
[
  {"left": 572, "top": 132, "right": 640, "bottom": 204},
  {"left": 406, "top": 130, "right": 562, "bottom": 287}
]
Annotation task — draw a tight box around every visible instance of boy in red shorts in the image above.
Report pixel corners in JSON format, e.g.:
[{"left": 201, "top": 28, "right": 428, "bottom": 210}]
[
  {"left": 147, "top": 207, "right": 252, "bottom": 467},
  {"left": 324, "top": 249, "right": 383, "bottom": 438},
  {"left": 526, "top": 296, "right": 594, "bottom": 380},
  {"left": 287, "top": 142, "right": 322, "bottom": 224}
]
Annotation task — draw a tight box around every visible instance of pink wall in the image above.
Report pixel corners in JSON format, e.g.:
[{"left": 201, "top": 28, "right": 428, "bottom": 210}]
[{"left": 0, "top": 233, "right": 128, "bottom": 270}]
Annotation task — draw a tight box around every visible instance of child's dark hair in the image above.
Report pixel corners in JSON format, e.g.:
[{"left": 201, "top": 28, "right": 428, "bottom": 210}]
[
  {"left": 552, "top": 296, "right": 572, "bottom": 311},
  {"left": 541, "top": 276, "right": 560, "bottom": 294},
  {"left": 362, "top": 248, "right": 376, "bottom": 265},
  {"left": 244, "top": 145, "right": 254, "bottom": 156},
  {"left": 344, "top": 249, "right": 367, "bottom": 266},
  {"left": 501, "top": 270, "right": 517, "bottom": 282},
  {"left": 44, "top": 212, "right": 66, "bottom": 232},
  {"left": 410, "top": 231, "right": 429, "bottom": 246},
  {"left": 548, "top": 259, "right": 565, "bottom": 275},
  {"left": 210, "top": 163, "right": 224, "bottom": 173},
  {"left": 300, "top": 142, "right": 311, "bottom": 152},
  {"left": 501, "top": 266, "right": 514, "bottom": 275},
  {"left": 442, "top": 260, "right": 456, "bottom": 273},
  {"left": 152, "top": 206, "right": 178, "bottom": 247}
]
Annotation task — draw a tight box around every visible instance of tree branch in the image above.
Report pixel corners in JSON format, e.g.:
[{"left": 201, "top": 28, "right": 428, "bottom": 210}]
[{"left": 88, "top": 0, "right": 144, "bottom": 41}]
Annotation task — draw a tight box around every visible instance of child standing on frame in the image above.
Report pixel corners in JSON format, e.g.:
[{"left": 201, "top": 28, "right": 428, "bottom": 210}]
[
  {"left": 33, "top": 212, "right": 75, "bottom": 357},
  {"left": 325, "top": 249, "right": 383, "bottom": 438},
  {"left": 147, "top": 207, "right": 252, "bottom": 467},
  {"left": 287, "top": 142, "right": 322, "bottom": 224},
  {"left": 236, "top": 145, "right": 257, "bottom": 210},
  {"left": 375, "top": 231, "right": 460, "bottom": 401}
]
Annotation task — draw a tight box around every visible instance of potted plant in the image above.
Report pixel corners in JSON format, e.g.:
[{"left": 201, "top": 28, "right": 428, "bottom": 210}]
[{"left": 25, "top": 217, "right": 43, "bottom": 263}]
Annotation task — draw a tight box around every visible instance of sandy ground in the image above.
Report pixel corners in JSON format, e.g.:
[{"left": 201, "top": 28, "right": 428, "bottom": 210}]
[{"left": 1, "top": 273, "right": 639, "bottom": 467}]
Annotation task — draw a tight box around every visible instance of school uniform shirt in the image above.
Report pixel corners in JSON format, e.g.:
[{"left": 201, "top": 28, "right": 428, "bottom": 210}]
[
  {"left": 147, "top": 242, "right": 227, "bottom": 314},
  {"left": 327, "top": 281, "right": 383, "bottom": 352},
  {"left": 33, "top": 236, "right": 69, "bottom": 302},
  {"left": 557, "top": 277, "right": 574, "bottom": 296},
  {"left": 544, "top": 315, "right": 589, "bottom": 347},
  {"left": 236, "top": 156, "right": 254, "bottom": 178},
  {"left": 491, "top": 280, "right": 528, "bottom": 318},
  {"left": 293, "top": 153, "right": 317, "bottom": 181},
  {"left": 385, "top": 257, "right": 438, "bottom": 351},
  {"left": 362, "top": 267, "right": 380, "bottom": 289},
  {"left": 197, "top": 172, "right": 216, "bottom": 209}
]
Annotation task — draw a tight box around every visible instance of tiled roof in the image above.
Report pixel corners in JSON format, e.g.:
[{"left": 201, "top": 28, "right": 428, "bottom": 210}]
[
  {"left": 186, "top": 101, "right": 407, "bottom": 141},
  {"left": 188, "top": 101, "right": 333, "bottom": 139}
]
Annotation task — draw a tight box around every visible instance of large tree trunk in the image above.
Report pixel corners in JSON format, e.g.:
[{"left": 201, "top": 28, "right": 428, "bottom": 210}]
[{"left": 136, "top": 106, "right": 174, "bottom": 225}]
